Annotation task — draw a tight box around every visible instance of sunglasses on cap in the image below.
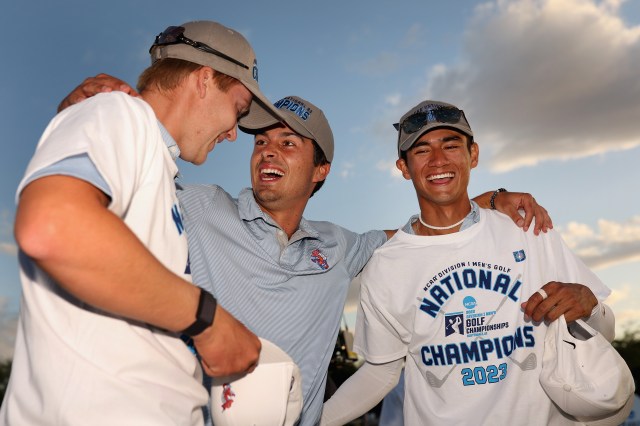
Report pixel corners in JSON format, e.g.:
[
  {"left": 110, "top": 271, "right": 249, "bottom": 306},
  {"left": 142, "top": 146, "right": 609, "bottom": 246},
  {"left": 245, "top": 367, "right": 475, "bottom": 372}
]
[
  {"left": 149, "top": 26, "right": 249, "bottom": 70},
  {"left": 393, "top": 105, "right": 465, "bottom": 134}
]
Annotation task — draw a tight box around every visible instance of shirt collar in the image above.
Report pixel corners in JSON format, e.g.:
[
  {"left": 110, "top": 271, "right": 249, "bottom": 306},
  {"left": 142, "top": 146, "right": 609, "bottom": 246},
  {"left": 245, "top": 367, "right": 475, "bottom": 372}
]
[
  {"left": 157, "top": 121, "right": 180, "bottom": 162},
  {"left": 402, "top": 200, "right": 481, "bottom": 235},
  {"left": 237, "top": 188, "right": 320, "bottom": 241}
]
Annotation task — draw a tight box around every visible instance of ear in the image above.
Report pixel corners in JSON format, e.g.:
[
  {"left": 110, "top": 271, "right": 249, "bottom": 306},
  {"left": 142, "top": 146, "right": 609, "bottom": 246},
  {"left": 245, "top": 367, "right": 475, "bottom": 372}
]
[
  {"left": 470, "top": 142, "right": 479, "bottom": 169},
  {"left": 396, "top": 158, "right": 411, "bottom": 180},
  {"left": 195, "top": 66, "right": 214, "bottom": 99},
  {"left": 313, "top": 163, "right": 331, "bottom": 183}
]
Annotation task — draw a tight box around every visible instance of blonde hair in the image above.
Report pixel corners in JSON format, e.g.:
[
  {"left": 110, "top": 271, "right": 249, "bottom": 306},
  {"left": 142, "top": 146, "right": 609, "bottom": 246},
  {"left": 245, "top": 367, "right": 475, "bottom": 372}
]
[{"left": 137, "top": 58, "right": 240, "bottom": 94}]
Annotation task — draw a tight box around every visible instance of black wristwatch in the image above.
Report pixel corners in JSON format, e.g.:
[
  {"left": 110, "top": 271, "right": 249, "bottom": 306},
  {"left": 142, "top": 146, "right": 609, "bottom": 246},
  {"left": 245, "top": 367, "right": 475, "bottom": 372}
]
[{"left": 181, "top": 288, "right": 217, "bottom": 337}]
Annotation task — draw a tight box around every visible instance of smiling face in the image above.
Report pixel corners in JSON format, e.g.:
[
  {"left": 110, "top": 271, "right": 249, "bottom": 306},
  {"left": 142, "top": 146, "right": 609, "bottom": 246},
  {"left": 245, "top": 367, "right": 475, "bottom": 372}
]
[
  {"left": 396, "top": 128, "right": 478, "bottom": 211},
  {"left": 250, "top": 123, "right": 330, "bottom": 216}
]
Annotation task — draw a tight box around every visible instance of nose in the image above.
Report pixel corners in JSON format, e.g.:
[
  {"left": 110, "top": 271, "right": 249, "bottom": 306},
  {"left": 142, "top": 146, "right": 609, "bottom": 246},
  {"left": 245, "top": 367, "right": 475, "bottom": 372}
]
[
  {"left": 224, "top": 126, "right": 238, "bottom": 142},
  {"left": 259, "top": 141, "right": 277, "bottom": 159},
  {"left": 429, "top": 147, "right": 449, "bottom": 167}
]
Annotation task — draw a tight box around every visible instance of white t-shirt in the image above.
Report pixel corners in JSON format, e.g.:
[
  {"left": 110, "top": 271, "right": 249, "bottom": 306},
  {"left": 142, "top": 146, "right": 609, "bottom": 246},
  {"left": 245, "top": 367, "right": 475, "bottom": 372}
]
[
  {"left": 354, "top": 209, "right": 610, "bottom": 426},
  {"left": 1, "top": 93, "right": 207, "bottom": 425}
]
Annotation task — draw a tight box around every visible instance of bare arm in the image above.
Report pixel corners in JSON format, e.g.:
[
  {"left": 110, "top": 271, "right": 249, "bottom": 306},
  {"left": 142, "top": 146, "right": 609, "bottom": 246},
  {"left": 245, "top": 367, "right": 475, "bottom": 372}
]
[
  {"left": 473, "top": 190, "right": 553, "bottom": 235},
  {"left": 57, "top": 73, "right": 139, "bottom": 112},
  {"left": 16, "top": 176, "right": 260, "bottom": 377}
]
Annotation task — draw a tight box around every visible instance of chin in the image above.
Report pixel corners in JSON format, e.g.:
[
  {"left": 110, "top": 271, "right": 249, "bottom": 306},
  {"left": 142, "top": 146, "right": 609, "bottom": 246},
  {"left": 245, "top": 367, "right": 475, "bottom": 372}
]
[
  {"left": 254, "top": 188, "right": 280, "bottom": 203},
  {"left": 191, "top": 156, "right": 207, "bottom": 166}
]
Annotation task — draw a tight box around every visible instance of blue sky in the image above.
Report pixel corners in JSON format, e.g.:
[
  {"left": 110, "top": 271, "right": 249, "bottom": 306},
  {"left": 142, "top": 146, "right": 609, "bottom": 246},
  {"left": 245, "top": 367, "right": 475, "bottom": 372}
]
[{"left": 1, "top": 0, "right": 639, "bottom": 359}]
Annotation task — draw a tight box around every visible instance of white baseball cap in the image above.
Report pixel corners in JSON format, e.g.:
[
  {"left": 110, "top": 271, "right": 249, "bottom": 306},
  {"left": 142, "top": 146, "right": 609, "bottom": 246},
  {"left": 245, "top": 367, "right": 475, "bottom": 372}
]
[
  {"left": 539, "top": 315, "right": 635, "bottom": 422},
  {"left": 210, "top": 338, "right": 303, "bottom": 426}
]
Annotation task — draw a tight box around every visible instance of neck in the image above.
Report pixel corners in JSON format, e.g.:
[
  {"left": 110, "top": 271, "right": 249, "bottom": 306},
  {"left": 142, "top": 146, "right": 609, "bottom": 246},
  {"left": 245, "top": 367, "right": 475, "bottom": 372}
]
[
  {"left": 257, "top": 202, "right": 306, "bottom": 239},
  {"left": 143, "top": 89, "right": 186, "bottom": 143},
  {"left": 419, "top": 214, "right": 465, "bottom": 230},
  {"left": 415, "top": 199, "right": 472, "bottom": 236}
]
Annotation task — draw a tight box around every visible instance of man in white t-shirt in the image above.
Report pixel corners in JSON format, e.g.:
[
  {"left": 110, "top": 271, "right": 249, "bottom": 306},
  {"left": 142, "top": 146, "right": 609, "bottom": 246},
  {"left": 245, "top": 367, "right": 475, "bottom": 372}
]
[
  {"left": 322, "top": 100, "right": 616, "bottom": 426},
  {"left": 0, "top": 21, "right": 285, "bottom": 425}
]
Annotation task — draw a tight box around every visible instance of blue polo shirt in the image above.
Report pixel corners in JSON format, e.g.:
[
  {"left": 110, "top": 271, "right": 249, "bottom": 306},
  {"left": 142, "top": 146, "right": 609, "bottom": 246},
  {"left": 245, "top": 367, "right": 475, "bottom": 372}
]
[{"left": 178, "top": 184, "right": 387, "bottom": 426}]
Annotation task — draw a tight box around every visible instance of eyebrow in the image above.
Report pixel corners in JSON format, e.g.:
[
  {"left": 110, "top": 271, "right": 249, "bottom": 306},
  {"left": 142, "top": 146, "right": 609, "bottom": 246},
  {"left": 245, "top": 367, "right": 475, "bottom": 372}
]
[
  {"left": 255, "top": 130, "right": 305, "bottom": 141},
  {"left": 412, "top": 135, "right": 463, "bottom": 149}
]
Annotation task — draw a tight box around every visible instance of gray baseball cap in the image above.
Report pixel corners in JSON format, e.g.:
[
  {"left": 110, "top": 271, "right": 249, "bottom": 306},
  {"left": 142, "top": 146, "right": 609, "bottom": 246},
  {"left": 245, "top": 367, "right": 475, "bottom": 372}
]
[
  {"left": 395, "top": 100, "right": 473, "bottom": 156},
  {"left": 239, "top": 95, "right": 334, "bottom": 162},
  {"left": 149, "top": 21, "right": 280, "bottom": 123}
]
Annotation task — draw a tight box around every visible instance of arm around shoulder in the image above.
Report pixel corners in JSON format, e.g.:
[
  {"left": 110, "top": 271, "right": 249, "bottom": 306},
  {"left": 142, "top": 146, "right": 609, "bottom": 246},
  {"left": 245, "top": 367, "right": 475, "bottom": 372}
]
[{"left": 472, "top": 189, "right": 553, "bottom": 235}]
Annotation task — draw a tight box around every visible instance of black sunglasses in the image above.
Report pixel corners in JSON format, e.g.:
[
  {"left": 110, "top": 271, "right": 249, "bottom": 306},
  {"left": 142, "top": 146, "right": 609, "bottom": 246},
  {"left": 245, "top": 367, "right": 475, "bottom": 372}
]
[
  {"left": 149, "top": 26, "right": 249, "bottom": 70},
  {"left": 394, "top": 106, "right": 464, "bottom": 134}
]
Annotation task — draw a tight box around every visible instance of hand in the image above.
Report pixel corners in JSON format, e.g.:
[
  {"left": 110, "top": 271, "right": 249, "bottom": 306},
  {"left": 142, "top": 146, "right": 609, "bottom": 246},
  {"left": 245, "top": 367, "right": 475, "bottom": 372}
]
[
  {"left": 493, "top": 191, "right": 553, "bottom": 235},
  {"left": 521, "top": 281, "right": 598, "bottom": 323},
  {"left": 57, "top": 73, "right": 139, "bottom": 112},
  {"left": 192, "top": 305, "right": 261, "bottom": 377}
]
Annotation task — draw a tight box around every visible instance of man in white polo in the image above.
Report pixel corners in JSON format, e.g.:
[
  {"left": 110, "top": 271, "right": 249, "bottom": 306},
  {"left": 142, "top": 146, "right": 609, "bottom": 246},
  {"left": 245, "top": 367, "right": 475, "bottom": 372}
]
[{"left": 1, "top": 21, "right": 284, "bottom": 425}]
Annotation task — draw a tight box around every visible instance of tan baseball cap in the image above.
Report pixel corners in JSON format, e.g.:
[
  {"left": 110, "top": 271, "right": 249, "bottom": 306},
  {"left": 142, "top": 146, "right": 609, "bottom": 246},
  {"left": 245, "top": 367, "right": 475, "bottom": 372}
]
[
  {"left": 239, "top": 95, "right": 334, "bottom": 162},
  {"left": 149, "top": 21, "right": 280, "bottom": 123},
  {"left": 394, "top": 100, "right": 473, "bottom": 157}
]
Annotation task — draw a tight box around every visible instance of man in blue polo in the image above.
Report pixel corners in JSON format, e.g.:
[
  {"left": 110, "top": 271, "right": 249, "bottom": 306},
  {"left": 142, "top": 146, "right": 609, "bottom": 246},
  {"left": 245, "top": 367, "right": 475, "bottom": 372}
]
[{"left": 179, "top": 95, "right": 390, "bottom": 424}]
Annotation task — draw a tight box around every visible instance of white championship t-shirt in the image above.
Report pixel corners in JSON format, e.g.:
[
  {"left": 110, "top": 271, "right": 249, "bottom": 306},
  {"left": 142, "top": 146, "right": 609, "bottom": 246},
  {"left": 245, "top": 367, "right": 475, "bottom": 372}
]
[{"left": 355, "top": 208, "right": 610, "bottom": 426}]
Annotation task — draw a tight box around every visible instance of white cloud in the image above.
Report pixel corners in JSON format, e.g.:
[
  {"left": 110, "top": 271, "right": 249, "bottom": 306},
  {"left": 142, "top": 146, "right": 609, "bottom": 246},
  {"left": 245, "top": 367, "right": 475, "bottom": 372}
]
[
  {"left": 422, "top": 0, "right": 640, "bottom": 172},
  {"left": 606, "top": 284, "right": 640, "bottom": 336},
  {"left": 376, "top": 160, "right": 404, "bottom": 179},
  {"left": 559, "top": 215, "right": 640, "bottom": 269},
  {"left": 339, "top": 162, "right": 356, "bottom": 179},
  {"left": 385, "top": 93, "right": 402, "bottom": 107}
]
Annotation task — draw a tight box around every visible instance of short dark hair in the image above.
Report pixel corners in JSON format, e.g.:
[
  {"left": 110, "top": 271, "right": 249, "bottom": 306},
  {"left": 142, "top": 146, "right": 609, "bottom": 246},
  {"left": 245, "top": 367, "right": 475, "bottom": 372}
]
[{"left": 310, "top": 140, "right": 330, "bottom": 197}]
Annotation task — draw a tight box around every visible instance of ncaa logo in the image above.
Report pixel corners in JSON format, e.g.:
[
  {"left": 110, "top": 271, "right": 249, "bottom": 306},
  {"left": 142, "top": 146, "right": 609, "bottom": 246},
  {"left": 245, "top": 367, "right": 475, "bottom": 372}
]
[{"left": 463, "top": 296, "right": 477, "bottom": 310}]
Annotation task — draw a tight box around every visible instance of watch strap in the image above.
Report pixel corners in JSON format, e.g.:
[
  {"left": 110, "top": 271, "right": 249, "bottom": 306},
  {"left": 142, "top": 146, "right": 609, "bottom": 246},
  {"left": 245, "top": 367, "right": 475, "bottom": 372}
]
[{"left": 181, "top": 288, "right": 217, "bottom": 337}]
